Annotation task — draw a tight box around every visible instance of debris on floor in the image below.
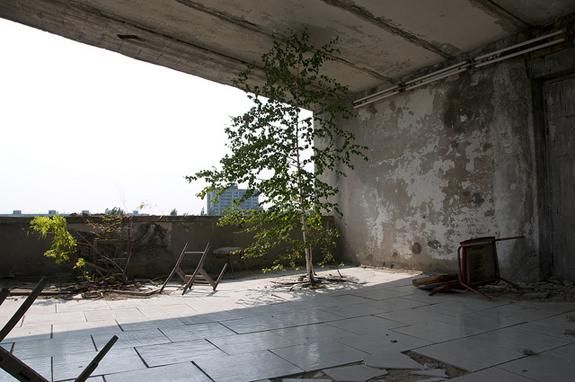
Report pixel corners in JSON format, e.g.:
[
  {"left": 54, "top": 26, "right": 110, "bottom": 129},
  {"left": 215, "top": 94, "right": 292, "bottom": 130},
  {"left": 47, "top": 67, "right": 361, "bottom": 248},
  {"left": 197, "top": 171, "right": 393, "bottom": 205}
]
[{"left": 322, "top": 364, "right": 388, "bottom": 381}]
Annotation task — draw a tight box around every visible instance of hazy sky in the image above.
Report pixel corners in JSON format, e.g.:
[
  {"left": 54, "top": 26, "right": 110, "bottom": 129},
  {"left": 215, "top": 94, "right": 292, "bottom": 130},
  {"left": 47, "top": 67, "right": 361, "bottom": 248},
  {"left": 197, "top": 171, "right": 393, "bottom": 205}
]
[{"left": 0, "top": 19, "right": 254, "bottom": 215}]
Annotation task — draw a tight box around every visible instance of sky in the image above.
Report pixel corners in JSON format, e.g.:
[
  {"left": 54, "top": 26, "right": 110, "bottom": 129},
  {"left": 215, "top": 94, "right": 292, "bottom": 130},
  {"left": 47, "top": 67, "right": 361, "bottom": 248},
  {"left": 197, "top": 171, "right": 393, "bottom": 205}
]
[{"left": 0, "top": 19, "right": 255, "bottom": 216}]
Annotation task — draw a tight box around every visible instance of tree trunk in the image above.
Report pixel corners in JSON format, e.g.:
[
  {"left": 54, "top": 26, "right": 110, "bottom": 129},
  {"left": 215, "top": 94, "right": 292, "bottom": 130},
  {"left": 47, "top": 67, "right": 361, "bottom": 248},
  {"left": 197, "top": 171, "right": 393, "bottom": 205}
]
[{"left": 300, "top": 213, "right": 315, "bottom": 284}]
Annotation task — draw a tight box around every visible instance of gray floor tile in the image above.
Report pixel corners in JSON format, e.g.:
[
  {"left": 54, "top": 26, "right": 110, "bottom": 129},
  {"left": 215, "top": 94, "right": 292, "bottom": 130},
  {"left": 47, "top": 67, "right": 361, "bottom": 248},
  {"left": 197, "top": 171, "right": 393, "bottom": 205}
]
[
  {"left": 22, "top": 311, "right": 85, "bottom": 325},
  {"left": 117, "top": 317, "right": 186, "bottom": 331},
  {"left": 219, "top": 316, "right": 286, "bottom": 333},
  {"left": 209, "top": 331, "right": 297, "bottom": 354},
  {"left": 195, "top": 350, "right": 303, "bottom": 382},
  {"left": 349, "top": 288, "right": 410, "bottom": 301},
  {"left": 414, "top": 336, "right": 524, "bottom": 372},
  {"left": 323, "top": 364, "right": 388, "bottom": 381},
  {"left": 520, "top": 313, "right": 575, "bottom": 339},
  {"left": 273, "top": 309, "right": 343, "bottom": 326},
  {"left": 391, "top": 320, "right": 486, "bottom": 343},
  {"left": 364, "top": 350, "right": 424, "bottom": 369},
  {"left": 53, "top": 347, "right": 146, "bottom": 381},
  {"left": 1, "top": 324, "right": 52, "bottom": 343},
  {"left": 271, "top": 341, "right": 367, "bottom": 371},
  {"left": 104, "top": 362, "right": 211, "bottom": 382},
  {"left": 499, "top": 353, "right": 575, "bottom": 382},
  {"left": 377, "top": 308, "right": 456, "bottom": 327},
  {"left": 449, "top": 368, "right": 533, "bottom": 381},
  {"left": 544, "top": 342, "right": 575, "bottom": 361},
  {"left": 320, "top": 298, "right": 426, "bottom": 319},
  {"left": 12, "top": 335, "right": 95, "bottom": 359},
  {"left": 161, "top": 322, "right": 235, "bottom": 342},
  {"left": 270, "top": 323, "right": 356, "bottom": 345},
  {"left": 84, "top": 308, "right": 144, "bottom": 322},
  {"left": 414, "top": 321, "right": 573, "bottom": 372},
  {"left": 468, "top": 324, "right": 572, "bottom": 353},
  {"left": 328, "top": 315, "right": 407, "bottom": 335},
  {"left": 52, "top": 320, "right": 122, "bottom": 339},
  {"left": 339, "top": 330, "right": 431, "bottom": 353},
  {"left": 0, "top": 356, "right": 51, "bottom": 381},
  {"left": 93, "top": 328, "right": 170, "bottom": 350},
  {"left": 136, "top": 339, "right": 225, "bottom": 367},
  {"left": 137, "top": 304, "right": 196, "bottom": 318},
  {"left": 56, "top": 300, "right": 111, "bottom": 313}
]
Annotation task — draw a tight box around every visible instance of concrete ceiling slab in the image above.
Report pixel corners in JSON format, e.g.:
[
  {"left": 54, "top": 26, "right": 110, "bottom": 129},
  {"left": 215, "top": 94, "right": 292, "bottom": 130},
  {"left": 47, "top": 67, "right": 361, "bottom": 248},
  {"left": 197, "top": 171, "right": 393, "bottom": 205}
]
[
  {"left": 180, "top": 0, "right": 445, "bottom": 81},
  {"left": 353, "top": 0, "right": 522, "bottom": 55},
  {"left": 1, "top": 0, "right": 574, "bottom": 94},
  {"left": 493, "top": 0, "right": 575, "bottom": 26}
]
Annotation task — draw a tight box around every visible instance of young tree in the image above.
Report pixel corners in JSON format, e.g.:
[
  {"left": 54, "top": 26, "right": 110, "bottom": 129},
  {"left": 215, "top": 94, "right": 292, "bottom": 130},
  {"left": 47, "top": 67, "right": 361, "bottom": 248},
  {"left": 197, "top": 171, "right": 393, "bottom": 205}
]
[{"left": 187, "top": 31, "right": 366, "bottom": 284}]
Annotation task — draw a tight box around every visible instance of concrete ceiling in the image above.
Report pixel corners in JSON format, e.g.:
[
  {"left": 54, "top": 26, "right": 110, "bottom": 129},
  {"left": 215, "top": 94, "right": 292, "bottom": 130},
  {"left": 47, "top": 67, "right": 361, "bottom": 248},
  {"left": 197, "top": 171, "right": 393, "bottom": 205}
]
[{"left": 1, "top": 0, "right": 574, "bottom": 93}]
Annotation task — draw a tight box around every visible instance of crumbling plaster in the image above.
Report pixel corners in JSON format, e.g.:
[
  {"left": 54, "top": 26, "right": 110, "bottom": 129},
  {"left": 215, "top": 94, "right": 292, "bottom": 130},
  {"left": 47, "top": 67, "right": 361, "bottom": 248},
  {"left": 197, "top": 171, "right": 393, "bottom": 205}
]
[{"left": 336, "top": 58, "right": 539, "bottom": 280}]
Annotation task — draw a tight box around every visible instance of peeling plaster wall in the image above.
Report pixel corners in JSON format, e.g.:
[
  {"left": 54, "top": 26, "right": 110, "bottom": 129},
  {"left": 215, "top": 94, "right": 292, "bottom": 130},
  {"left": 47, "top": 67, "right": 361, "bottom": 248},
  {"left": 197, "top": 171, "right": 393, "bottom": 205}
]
[{"left": 336, "top": 58, "right": 539, "bottom": 281}]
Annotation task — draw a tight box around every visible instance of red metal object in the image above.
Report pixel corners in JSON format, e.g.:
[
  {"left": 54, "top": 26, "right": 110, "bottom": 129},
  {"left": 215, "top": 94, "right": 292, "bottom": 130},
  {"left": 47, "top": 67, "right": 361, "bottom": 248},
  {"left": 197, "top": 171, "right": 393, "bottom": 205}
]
[
  {"left": 427, "top": 235, "right": 523, "bottom": 298},
  {"left": 456, "top": 236, "right": 523, "bottom": 299}
]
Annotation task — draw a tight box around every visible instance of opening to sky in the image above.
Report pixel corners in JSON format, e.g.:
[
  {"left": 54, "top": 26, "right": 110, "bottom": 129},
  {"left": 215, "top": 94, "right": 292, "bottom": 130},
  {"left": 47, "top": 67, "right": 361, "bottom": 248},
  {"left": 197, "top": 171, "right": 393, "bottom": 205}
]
[{"left": 1, "top": 18, "right": 256, "bottom": 216}]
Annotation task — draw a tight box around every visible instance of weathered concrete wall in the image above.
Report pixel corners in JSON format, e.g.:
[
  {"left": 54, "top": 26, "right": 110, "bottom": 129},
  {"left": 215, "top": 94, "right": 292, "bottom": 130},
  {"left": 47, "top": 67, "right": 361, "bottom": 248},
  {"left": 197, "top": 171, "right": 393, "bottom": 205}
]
[
  {"left": 0, "top": 216, "right": 338, "bottom": 279},
  {"left": 335, "top": 57, "right": 540, "bottom": 280}
]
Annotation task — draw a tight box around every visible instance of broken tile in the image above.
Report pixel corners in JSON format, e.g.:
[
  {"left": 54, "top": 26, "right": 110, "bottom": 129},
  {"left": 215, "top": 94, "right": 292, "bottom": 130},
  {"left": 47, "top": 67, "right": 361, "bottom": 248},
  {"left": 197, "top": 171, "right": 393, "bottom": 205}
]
[
  {"left": 323, "top": 364, "right": 388, "bottom": 381},
  {"left": 392, "top": 320, "right": 485, "bottom": 343},
  {"left": 414, "top": 336, "right": 523, "bottom": 372},
  {"left": 339, "top": 330, "right": 431, "bottom": 353},
  {"left": 448, "top": 367, "right": 535, "bottom": 381},
  {"left": 364, "top": 350, "right": 424, "bottom": 369},
  {"left": 136, "top": 339, "right": 225, "bottom": 367},
  {"left": 411, "top": 369, "right": 448, "bottom": 378},
  {"left": 104, "top": 362, "right": 211, "bottom": 382},
  {"left": 498, "top": 352, "right": 575, "bottom": 382},
  {"left": 270, "top": 341, "right": 367, "bottom": 371},
  {"left": 194, "top": 350, "right": 303, "bottom": 382},
  {"left": 414, "top": 378, "right": 446, "bottom": 382}
]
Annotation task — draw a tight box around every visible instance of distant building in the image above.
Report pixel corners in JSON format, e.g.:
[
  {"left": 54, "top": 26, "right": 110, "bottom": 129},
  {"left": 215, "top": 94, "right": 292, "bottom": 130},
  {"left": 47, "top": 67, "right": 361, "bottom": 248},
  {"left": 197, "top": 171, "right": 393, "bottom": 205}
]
[
  {"left": 206, "top": 185, "right": 260, "bottom": 216},
  {"left": 0, "top": 210, "right": 64, "bottom": 217}
]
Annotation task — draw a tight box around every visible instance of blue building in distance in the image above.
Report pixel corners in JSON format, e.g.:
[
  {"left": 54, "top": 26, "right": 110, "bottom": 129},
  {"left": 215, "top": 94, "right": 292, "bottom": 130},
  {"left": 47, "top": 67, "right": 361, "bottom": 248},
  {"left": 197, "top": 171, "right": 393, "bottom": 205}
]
[{"left": 206, "top": 185, "right": 260, "bottom": 216}]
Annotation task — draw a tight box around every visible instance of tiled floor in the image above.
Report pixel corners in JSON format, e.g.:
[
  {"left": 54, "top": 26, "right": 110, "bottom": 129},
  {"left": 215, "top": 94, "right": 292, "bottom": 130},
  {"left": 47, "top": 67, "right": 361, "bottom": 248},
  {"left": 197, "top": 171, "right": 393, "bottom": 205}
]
[{"left": 1, "top": 267, "right": 575, "bottom": 381}]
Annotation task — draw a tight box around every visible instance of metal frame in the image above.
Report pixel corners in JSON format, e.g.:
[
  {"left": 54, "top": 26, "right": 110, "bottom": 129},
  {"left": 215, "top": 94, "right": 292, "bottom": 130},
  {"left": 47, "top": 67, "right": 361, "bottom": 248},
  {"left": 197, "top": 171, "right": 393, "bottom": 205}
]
[
  {"left": 456, "top": 236, "right": 522, "bottom": 299},
  {"left": 0, "top": 279, "right": 118, "bottom": 382},
  {"left": 161, "top": 242, "right": 228, "bottom": 294}
]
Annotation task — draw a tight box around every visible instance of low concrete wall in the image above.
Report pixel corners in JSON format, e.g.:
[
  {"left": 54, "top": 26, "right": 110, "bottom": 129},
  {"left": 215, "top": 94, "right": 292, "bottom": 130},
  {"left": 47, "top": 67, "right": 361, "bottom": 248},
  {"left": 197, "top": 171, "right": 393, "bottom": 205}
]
[{"left": 0, "top": 216, "right": 338, "bottom": 279}]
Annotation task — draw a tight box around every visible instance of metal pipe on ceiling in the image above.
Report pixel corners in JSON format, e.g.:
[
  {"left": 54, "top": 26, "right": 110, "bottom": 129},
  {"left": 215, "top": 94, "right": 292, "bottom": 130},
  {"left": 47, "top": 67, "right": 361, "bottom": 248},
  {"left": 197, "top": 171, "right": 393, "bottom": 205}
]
[
  {"left": 353, "top": 29, "right": 569, "bottom": 109},
  {"left": 473, "top": 29, "right": 565, "bottom": 62},
  {"left": 474, "top": 37, "right": 567, "bottom": 68}
]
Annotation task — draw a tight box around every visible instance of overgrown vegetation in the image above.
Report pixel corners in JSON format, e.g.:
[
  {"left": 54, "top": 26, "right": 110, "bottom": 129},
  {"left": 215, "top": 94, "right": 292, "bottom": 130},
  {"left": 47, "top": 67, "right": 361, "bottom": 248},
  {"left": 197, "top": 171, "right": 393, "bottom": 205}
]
[
  {"left": 29, "top": 209, "right": 165, "bottom": 283},
  {"left": 188, "top": 31, "right": 366, "bottom": 284},
  {"left": 29, "top": 215, "right": 82, "bottom": 268}
]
